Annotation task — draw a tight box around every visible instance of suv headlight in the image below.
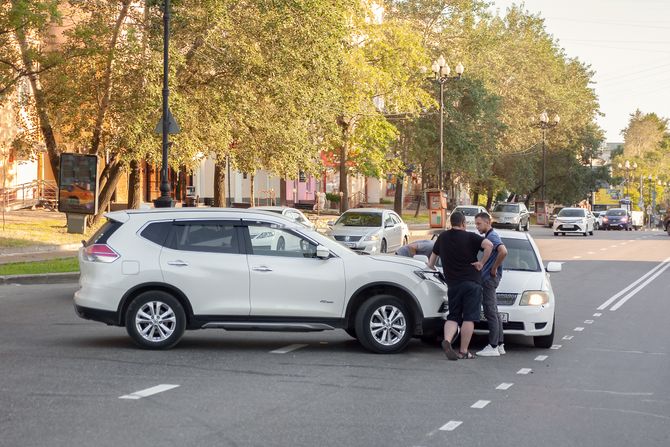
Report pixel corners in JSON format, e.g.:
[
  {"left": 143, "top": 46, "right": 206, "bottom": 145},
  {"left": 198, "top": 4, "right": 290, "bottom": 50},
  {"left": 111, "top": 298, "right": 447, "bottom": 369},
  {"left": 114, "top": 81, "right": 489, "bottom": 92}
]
[
  {"left": 363, "top": 233, "right": 379, "bottom": 241},
  {"left": 519, "top": 291, "right": 549, "bottom": 306}
]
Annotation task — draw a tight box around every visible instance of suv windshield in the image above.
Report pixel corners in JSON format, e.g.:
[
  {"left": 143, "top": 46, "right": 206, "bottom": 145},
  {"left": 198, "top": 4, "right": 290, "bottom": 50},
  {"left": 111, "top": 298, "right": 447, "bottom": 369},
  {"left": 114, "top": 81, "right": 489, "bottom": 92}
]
[
  {"left": 335, "top": 212, "right": 382, "bottom": 227},
  {"left": 493, "top": 204, "right": 518, "bottom": 213},
  {"left": 606, "top": 209, "right": 626, "bottom": 216},
  {"left": 454, "top": 207, "right": 479, "bottom": 216},
  {"left": 558, "top": 209, "right": 585, "bottom": 217}
]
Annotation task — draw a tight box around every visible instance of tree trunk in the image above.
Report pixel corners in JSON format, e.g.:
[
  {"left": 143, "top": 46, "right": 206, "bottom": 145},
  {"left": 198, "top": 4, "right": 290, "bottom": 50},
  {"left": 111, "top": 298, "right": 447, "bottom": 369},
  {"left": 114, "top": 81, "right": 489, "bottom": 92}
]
[
  {"left": 486, "top": 188, "right": 494, "bottom": 210},
  {"left": 249, "top": 173, "right": 255, "bottom": 206},
  {"left": 471, "top": 188, "right": 479, "bottom": 206},
  {"left": 279, "top": 178, "right": 287, "bottom": 206},
  {"left": 91, "top": 161, "right": 124, "bottom": 225},
  {"left": 394, "top": 175, "right": 403, "bottom": 215},
  {"left": 414, "top": 164, "right": 424, "bottom": 218},
  {"left": 127, "top": 159, "right": 141, "bottom": 209},
  {"left": 90, "top": 0, "right": 132, "bottom": 156},
  {"left": 339, "top": 142, "right": 348, "bottom": 213},
  {"left": 13, "top": 21, "right": 59, "bottom": 180},
  {"left": 214, "top": 158, "right": 226, "bottom": 207}
]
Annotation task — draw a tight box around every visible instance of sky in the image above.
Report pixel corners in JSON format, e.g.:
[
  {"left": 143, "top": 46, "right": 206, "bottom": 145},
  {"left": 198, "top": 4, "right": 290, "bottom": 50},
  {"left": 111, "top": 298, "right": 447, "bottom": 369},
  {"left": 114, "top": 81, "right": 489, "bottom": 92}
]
[{"left": 490, "top": 0, "right": 670, "bottom": 143}]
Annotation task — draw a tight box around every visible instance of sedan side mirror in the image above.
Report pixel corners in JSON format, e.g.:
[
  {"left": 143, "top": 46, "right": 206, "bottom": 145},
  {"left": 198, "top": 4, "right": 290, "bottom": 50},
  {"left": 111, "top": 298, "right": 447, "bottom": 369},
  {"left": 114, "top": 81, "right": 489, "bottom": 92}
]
[
  {"left": 385, "top": 222, "right": 394, "bottom": 228},
  {"left": 316, "top": 245, "right": 331, "bottom": 259},
  {"left": 546, "top": 261, "right": 562, "bottom": 273}
]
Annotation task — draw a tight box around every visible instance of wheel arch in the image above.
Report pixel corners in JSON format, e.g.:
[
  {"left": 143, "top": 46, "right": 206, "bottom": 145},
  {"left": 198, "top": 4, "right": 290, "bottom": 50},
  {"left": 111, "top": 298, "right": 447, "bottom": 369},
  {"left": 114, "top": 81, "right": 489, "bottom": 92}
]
[
  {"left": 344, "top": 282, "right": 425, "bottom": 335},
  {"left": 117, "top": 282, "right": 195, "bottom": 327}
]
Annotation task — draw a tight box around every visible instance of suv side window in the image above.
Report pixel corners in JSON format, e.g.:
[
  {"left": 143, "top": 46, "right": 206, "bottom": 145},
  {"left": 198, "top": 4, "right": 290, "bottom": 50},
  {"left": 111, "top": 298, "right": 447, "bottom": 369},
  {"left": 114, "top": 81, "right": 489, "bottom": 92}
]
[
  {"left": 246, "top": 224, "right": 317, "bottom": 258},
  {"left": 167, "top": 221, "right": 240, "bottom": 253},
  {"left": 140, "top": 221, "right": 172, "bottom": 246}
]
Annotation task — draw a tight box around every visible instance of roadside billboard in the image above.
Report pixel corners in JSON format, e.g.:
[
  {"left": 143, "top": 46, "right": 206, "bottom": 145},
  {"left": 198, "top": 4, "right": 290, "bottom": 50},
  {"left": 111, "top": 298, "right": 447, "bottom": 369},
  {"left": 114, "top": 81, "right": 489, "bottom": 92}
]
[{"left": 58, "top": 154, "right": 98, "bottom": 215}]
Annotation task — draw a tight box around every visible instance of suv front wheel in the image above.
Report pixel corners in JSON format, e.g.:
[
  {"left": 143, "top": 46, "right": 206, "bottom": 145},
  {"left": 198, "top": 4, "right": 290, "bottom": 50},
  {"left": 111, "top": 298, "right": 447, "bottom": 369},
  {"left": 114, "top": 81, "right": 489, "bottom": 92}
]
[
  {"left": 126, "top": 291, "right": 186, "bottom": 350},
  {"left": 355, "top": 295, "right": 413, "bottom": 353}
]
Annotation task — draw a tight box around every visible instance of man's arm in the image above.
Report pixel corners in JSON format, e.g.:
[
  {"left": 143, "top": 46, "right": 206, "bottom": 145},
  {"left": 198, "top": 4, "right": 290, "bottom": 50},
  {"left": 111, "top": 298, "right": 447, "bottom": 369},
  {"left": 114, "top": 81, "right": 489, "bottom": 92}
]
[
  {"left": 472, "top": 238, "right": 493, "bottom": 271},
  {"left": 489, "top": 244, "right": 507, "bottom": 277},
  {"left": 427, "top": 252, "right": 438, "bottom": 270}
]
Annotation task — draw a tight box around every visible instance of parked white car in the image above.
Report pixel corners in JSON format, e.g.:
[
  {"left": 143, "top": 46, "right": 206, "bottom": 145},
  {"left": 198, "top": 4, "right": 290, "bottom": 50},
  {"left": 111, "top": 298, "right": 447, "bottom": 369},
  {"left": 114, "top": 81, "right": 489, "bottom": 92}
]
[
  {"left": 254, "top": 206, "right": 315, "bottom": 230},
  {"left": 328, "top": 208, "right": 409, "bottom": 254},
  {"left": 452, "top": 205, "right": 489, "bottom": 230},
  {"left": 74, "top": 208, "right": 446, "bottom": 353},
  {"left": 552, "top": 207, "right": 596, "bottom": 236}
]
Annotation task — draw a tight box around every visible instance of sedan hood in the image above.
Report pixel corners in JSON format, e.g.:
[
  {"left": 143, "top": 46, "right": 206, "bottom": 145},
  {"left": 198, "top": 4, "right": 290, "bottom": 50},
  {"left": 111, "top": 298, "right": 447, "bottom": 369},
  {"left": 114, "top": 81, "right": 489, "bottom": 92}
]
[
  {"left": 369, "top": 255, "right": 427, "bottom": 269},
  {"left": 498, "top": 270, "right": 545, "bottom": 294},
  {"left": 331, "top": 226, "right": 379, "bottom": 236},
  {"left": 492, "top": 212, "right": 519, "bottom": 218}
]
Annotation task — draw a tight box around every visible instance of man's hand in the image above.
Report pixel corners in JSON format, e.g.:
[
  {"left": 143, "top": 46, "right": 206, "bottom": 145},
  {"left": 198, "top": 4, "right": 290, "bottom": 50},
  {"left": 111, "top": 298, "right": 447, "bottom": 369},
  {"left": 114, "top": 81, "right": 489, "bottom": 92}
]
[
  {"left": 490, "top": 269, "right": 497, "bottom": 278},
  {"left": 471, "top": 261, "right": 484, "bottom": 271}
]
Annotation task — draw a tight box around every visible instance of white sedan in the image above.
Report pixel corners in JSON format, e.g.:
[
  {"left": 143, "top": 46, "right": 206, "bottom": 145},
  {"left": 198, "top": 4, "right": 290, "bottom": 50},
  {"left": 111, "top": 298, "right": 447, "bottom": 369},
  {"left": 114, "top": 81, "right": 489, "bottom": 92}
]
[
  {"left": 329, "top": 208, "right": 409, "bottom": 254},
  {"left": 452, "top": 205, "right": 489, "bottom": 230},
  {"left": 552, "top": 207, "right": 596, "bottom": 236}
]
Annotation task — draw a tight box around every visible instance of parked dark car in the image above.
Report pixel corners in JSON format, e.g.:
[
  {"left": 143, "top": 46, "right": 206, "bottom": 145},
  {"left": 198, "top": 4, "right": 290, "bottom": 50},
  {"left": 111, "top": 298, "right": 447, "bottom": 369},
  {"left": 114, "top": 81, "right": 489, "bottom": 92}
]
[
  {"left": 547, "top": 206, "right": 564, "bottom": 228},
  {"left": 601, "top": 208, "right": 631, "bottom": 231}
]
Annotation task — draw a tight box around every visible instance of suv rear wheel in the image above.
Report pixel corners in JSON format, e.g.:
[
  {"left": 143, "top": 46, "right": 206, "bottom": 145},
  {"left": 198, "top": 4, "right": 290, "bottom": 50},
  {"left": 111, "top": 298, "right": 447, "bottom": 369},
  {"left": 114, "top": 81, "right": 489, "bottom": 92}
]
[
  {"left": 126, "top": 291, "right": 186, "bottom": 350},
  {"left": 355, "top": 295, "right": 413, "bottom": 353}
]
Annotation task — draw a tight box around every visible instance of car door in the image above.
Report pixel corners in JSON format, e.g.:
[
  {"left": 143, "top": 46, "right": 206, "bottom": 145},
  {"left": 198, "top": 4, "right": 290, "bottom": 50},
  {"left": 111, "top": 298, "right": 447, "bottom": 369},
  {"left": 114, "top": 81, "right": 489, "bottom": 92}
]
[
  {"left": 383, "top": 212, "right": 400, "bottom": 251},
  {"left": 244, "top": 222, "right": 346, "bottom": 318},
  {"left": 389, "top": 212, "right": 405, "bottom": 249},
  {"left": 159, "top": 220, "right": 250, "bottom": 316}
]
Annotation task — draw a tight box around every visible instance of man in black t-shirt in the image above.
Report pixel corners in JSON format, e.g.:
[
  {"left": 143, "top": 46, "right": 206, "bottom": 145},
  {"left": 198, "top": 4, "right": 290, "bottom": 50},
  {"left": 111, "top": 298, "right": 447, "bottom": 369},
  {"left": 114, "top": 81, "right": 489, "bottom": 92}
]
[{"left": 427, "top": 211, "right": 493, "bottom": 360}]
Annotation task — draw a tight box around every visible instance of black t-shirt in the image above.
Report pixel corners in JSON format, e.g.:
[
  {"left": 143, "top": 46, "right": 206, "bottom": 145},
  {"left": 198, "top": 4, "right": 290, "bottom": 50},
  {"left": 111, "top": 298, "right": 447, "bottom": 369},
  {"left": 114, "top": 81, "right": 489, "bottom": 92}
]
[{"left": 432, "top": 229, "right": 484, "bottom": 285}]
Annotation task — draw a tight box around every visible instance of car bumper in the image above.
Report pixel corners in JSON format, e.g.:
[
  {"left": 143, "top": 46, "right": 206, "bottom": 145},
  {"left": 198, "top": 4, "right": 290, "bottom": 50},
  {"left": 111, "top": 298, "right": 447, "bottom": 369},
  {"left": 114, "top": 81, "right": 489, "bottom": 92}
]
[
  {"left": 74, "top": 303, "right": 119, "bottom": 326},
  {"left": 553, "top": 223, "right": 587, "bottom": 233},
  {"left": 602, "top": 222, "right": 628, "bottom": 229},
  {"left": 448, "top": 304, "right": 554, "bottom": 337},
  {"left": 338, "top": 240, "right": 381, "bottom": 253},
  {"left": 492, "top": 221, "right": 520, "bottom": 229}
]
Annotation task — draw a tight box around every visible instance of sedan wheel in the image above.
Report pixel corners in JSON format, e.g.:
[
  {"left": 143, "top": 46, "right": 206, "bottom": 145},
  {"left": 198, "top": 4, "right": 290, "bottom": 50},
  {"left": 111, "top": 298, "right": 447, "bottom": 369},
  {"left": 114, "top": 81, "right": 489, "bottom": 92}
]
[
  {"left": 355, "top": 295, "right": 412, "bottom": 353},
  {"left": 380, "top": 239, "right": 387, "bottom": 253},
  {"left": 126, "top": 291, "right": 186, "bottom": 349}
]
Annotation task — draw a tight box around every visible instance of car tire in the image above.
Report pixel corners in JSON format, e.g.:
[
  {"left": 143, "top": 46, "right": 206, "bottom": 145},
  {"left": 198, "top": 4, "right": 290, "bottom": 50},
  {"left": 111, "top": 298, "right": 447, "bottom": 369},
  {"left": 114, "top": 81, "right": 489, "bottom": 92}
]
[
  {"left": 516, "top": 221, "right": 521, "bottom": 231},
  {"left": 583, "top": 231, "right": 588, "bottom": 237},
  {"left": 589, "top": 230, "right": 594, "bottom": 236},
  {"left": 380, "top": 239, "right": 387, "bottom": 253},
  {"left": 553, "top": 232, "right": 558, "bottom": 236},
  {"left": 524, "top": 220, "right": 530, "bottom": 231},
  {"left": 125, "top": 291, "right": 186, "bottom": 350},
  {"left": 533, "top": 317, "right": 555, "bottom": 349},
  {"left": 354, "top": 294, "right": 413, "bottom": 354},
  {"left": 344, "top": 327, "right": 357, "bottom": 339},
  {"left": 403, "top": 236, "right": 409, "bottom": 246}
]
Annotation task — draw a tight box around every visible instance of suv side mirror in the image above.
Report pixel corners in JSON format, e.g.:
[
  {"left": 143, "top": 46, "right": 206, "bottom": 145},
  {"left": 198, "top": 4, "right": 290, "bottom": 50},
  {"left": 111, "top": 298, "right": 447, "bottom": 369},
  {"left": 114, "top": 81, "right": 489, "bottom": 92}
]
[
  {"left": 316, "top": 245, "right": 331, "bottom": 259},
  {"left": 546, "top": 261, "right": 562, "bottom": 273}
]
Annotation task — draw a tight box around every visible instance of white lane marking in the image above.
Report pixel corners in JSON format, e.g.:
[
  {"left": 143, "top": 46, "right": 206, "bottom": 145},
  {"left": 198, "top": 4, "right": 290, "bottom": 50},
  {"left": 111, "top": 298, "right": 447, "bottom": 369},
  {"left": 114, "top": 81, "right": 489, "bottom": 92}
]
[
  {"left": 496, "top": 383, "right": 514, "bottom": 390},
  {"left": 535, "top": 355, "right": 548, "bottom": 361},
  {"left": 270, "top": 344, "right": 308, "bottom": 354},
  {"left": 471, "top": 400, "right": 490, "bottom": 409},
  {"left": 587, "top": 251, "right": 595, "bottom": 255},
  {"left": 600, "top": 248, "right": 607, "bottom": 251},
  {"left": 517, "top": 368, "right": 532, "bottom": 375},
  {"left": 611, "top": 262, "right": 670, "bottom": 311},
  {"left": 593, "top": 313, "right": 602, "bottom": 317},
  {"left": 562, "top": 335, "right": 574, "bottom": 340},
  {"left": 440, "top": 421, "right": 463, "bottom": 431},
  {"left": 119, "top": 384, "right": 179, "bottom": 400},
  {"left": 584, "top": 320, "right": 594, "bottom": 324},
  {"left": 610, "top": 245, "right": 618, "bottom": 248},
  {"left": 550, "top": 344, "right": 562, "bottom": 350},
  {"left": 598, "top": 256, "right": 670, "bottom": 310},
  {"left": 574, "top": 327, "right": 585, "bottom": 332},
  {"left": 573, "top": 256, "right": 582, "bottom": 259}
]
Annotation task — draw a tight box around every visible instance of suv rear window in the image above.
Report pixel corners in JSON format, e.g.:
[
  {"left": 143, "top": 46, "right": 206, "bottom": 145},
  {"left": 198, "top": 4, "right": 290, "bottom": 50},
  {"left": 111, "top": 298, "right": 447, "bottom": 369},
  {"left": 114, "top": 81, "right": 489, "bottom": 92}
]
[
  {"left": 140, "top": 221, "right": 173, "bottom": 246},
  {"left": 85, "top": 220, "right": 122, "bottom": 246},
  {"left": 167, "top": 221, "right": 240, "bottom": 253}
]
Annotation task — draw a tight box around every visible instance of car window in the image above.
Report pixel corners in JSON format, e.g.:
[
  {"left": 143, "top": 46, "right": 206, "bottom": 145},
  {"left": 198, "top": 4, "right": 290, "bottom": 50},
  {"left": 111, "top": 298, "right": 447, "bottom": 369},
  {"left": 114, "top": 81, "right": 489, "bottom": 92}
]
[
  {"left": 558, "top": 208, "right": 586, "bottom": 217},
  {"left": 493, "top": 204, "right": 519, "bottom": 213},
  {"left": 85, "top": 219, "right": 122, "bottom": 246},
  {"left": 167, "top": 221, "right": 240, "bottom": 253},
  {"left": 500, "top": 238, "right": 541, "bottom": 272},
  {"left": 520, "top": 205, "right": 527, "bottom": 213},
  {"left": 247, "top": 225, "right": 317, "bottom": 258},
  {"left": 606, "top": 209, "right": 626, "bottom": 216},
  {"left": 335, "top": 212, "right": 382, "bottom": 227},
  {"left": 454, "top": 207, "right": 479, "bottom": 216},
  {"left": 139, "top": 221, "right": 172, "bottom": 246},
  {"left": 391, "top": 214, "right": 402, "bottom": 224}
]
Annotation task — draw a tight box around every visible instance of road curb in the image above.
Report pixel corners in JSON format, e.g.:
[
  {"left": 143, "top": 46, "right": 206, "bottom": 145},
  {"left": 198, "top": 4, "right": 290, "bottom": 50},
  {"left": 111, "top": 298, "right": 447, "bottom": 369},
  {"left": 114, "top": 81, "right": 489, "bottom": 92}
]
[
  {"left": 0, "top": 272, "right": 80, "bottom": 285},
  {"left": 0, "top": 243, "right": 81, "bottom": 257}
]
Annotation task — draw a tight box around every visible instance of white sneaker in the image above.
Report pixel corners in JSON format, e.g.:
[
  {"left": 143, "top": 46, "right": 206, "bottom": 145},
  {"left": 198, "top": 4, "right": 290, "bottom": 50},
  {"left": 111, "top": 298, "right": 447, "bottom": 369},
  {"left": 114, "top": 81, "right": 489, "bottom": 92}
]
[
  {"left": 476, "top": 344, "right": 500, "bottom": 357},
  {"left": 498, "top": 344, "right": 506, "bottom": 355}
]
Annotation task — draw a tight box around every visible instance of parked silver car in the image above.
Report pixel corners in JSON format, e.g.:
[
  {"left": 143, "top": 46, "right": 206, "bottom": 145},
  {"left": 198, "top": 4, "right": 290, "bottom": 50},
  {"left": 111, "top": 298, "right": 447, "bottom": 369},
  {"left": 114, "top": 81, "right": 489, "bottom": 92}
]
[
  {"left": 255, "top": 206, "right": 315, "bottom": 230},
  {"left": 491, "top": 202, "right": 530, "bottom": 231},
  {"left": 329, "top": 208, "right": 409, "bottom": 254}
]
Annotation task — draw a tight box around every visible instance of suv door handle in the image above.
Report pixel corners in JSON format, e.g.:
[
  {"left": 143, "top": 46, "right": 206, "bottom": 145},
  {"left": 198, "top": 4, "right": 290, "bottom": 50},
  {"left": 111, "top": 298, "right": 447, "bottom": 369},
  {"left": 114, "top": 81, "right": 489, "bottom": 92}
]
[
  {"left": 167, "top": 260, "right": 189, "bottom": 267},
  {"left": 252, "top": 266, "right": 273, "bottom": 272}
]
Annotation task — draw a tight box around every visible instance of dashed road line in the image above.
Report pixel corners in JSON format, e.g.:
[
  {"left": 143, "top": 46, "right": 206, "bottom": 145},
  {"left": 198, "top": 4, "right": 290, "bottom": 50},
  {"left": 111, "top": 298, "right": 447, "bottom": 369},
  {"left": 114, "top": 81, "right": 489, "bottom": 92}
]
[
  {"left": 562, "top": 335, "right": 574, "bottom": 340},
  {"left": 584, "top": 320, "right": 594, "bottom": 324},
  {"left": 535, "top": 355, "right": 548, "bottom": 361},
  {"left": 574, "top": 327, "right": 585, "bottom": 331},
  {"left": 471, "top": 400, "right": 491, "bottom": 409},
  {"left": 550, "top": 344, "right": 562, "bottom": 350},
  {"left": 517, "top": 368, "right": 532, "bottom": 375},
  {"left": 573, "top": 256, "right": 582, "bottom": 259},
  {"left": 593, "top": 313, "right": 602, "bottom": 317},
  {"left": 496, "top": 383, "right": 514, "bottom": 390},
  {"left": 119, "top": 384, "right": 180, "bottom": 400},
  {"left": 440, "top": 421, "right": 463, "bottom": 431},
  {"left": 270, "top": 344, "right": 308, "bottom": 354}
]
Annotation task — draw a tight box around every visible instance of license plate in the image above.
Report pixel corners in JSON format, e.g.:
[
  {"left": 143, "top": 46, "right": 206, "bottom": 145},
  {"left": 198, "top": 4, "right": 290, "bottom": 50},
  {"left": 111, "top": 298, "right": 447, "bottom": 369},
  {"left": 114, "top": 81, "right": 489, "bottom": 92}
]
[
  {"left": 345, "top": 242, "right": 356, "bottom": 247},
  {"left": 480, "top": 311, "right": 509, "bottom": 323},
  {"left": 564, "top": 225, "right": 575, "bottom": 230}
]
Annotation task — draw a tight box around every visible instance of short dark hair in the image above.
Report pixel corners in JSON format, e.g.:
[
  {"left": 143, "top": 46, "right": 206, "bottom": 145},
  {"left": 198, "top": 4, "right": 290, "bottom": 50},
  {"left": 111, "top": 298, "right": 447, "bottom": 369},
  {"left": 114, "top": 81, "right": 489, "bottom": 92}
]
[
  {"left": 450, "top": 211, "right": 465, "bottom": 227},
  {"left": 475, "top": 212, "right": 491, "bottom": 222}
]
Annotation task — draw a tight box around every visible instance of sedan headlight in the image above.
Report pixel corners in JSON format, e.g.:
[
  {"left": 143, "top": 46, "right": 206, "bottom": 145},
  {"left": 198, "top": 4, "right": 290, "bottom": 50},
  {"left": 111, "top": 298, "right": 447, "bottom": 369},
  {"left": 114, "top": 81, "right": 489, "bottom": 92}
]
[
  {"left": 519, "top": 291, "right": 549, "bottom": 306},
  {"left": 363, "top": 233, "right": 380, "bottom": 241}
]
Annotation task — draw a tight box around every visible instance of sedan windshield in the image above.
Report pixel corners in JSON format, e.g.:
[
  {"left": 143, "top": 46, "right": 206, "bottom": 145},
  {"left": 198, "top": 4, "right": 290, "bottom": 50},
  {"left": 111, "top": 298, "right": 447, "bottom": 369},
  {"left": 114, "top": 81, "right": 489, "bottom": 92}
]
[
  {"left": 558, "top": 209, "right": 585, "bottom": 217},
  {"left": 335, "top": 212, "right": 382, "bottom": 227},
  {"left": 500, "top": 238, "right": 541, "bottom": 272},
  {"left": 606, "top": 209, "right": 626, "bottom": 216},
  {"left": 493, "top": 204, "right": 518, "bottom": 213},
  {"left": 454, "top": 207, "right": 479, "bottom": 217}
]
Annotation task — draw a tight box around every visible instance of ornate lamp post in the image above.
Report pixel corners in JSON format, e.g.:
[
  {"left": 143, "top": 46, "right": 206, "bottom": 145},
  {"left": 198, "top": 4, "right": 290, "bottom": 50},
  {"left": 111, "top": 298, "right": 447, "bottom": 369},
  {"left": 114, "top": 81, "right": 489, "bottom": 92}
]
[
  {"left": 430, "top": 56, "right": 464, "bottom": 192},
  {"left": 617, "top": 160, "right": 637, "bottom": 199},
  {"left": 537, "top": 111, "right": 560, "bottom": 201}
]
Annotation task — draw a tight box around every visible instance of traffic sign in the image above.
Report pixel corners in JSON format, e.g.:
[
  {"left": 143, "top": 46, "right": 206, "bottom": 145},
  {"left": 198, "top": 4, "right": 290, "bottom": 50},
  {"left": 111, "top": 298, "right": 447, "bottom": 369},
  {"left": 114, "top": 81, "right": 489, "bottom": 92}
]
[{"left": 154, "top": 108, "right": 181, "bottom": 134}]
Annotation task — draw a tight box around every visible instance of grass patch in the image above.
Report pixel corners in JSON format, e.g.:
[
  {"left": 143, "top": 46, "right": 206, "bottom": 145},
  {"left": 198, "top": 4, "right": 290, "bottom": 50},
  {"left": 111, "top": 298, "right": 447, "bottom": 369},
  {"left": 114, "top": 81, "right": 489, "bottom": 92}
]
[
  {"left": 0, "top": 257, "right": 79, "bottom": 276},
  {"left": 0, "top": 218, "right": 104, "bottom": 249},
  {"left": 401, "top": 213, "right": 429, "bottom": 224}
]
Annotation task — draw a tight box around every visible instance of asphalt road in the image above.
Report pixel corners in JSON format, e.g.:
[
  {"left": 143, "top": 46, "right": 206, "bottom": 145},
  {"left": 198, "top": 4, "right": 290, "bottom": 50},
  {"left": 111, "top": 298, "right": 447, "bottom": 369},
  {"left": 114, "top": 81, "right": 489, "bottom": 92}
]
[{"left": 0, "top": 227, "right": 668, "bottom": 447}]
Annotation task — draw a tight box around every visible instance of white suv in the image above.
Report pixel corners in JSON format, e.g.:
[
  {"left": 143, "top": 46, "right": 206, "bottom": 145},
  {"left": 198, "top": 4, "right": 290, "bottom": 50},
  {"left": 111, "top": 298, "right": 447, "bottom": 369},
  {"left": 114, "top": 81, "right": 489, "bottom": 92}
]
[{"left": 74, "top": 208, "right": 447, "bottom": 353}]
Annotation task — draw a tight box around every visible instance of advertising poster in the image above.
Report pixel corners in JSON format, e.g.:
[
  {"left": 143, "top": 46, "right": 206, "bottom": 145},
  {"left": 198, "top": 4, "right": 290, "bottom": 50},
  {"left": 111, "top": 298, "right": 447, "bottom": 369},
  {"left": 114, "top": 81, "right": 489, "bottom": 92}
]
[{"left": 58, "top": 154, "right": 98, "bottom": 215}]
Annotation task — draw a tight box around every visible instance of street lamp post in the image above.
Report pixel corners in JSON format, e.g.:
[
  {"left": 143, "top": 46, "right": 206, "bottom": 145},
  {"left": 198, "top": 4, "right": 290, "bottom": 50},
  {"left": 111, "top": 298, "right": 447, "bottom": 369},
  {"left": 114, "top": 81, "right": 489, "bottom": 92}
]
[
  {"left": 431, "top": 56, "right": 464, "bottom": 192},
  {"left": 154, "top": 0, "right": 174, "bottom": 208},
  {"left": 617, "top": 160, "right": 637, "bottom": 200},
  {"left": 537, "top": 111, "right": 560, "bottom": 201}
]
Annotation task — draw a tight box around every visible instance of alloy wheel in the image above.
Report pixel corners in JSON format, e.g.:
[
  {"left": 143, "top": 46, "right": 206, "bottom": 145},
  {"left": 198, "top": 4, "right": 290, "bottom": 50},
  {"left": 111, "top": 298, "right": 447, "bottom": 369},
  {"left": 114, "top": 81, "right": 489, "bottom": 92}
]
[
  {"left": 369, "top": 305, "right": 407, "bottom": 346},
  {"left": 135, "top": 301, "right": 177, "bottom": 342}
]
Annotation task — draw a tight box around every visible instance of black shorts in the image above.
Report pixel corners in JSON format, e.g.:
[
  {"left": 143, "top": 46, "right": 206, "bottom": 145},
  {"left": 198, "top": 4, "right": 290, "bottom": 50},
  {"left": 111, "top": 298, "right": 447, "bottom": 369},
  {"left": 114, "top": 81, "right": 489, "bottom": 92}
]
[{"left": 446, "top": 280, "right": 483, "bottom": 324}]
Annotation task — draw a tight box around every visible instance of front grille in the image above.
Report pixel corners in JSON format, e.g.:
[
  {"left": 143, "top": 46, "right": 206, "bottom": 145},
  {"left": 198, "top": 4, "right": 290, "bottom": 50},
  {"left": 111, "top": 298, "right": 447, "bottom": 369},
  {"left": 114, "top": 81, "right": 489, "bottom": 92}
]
[
  {"left": 476, "top": 321, "right": 525, "bottom": 331},
  {"left": 496, "top": 293, "right": 517, "bottom": 306},
  {"left": 334, "top": 235, "right": 362, "bottom": 242}
]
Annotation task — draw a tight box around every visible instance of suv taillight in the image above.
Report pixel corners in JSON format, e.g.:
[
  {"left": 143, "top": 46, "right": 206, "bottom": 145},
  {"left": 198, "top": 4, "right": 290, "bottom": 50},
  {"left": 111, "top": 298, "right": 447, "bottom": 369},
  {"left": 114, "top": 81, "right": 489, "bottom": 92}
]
[{"left": 83, "top": 244, "right": 120, "bottom": 263}]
